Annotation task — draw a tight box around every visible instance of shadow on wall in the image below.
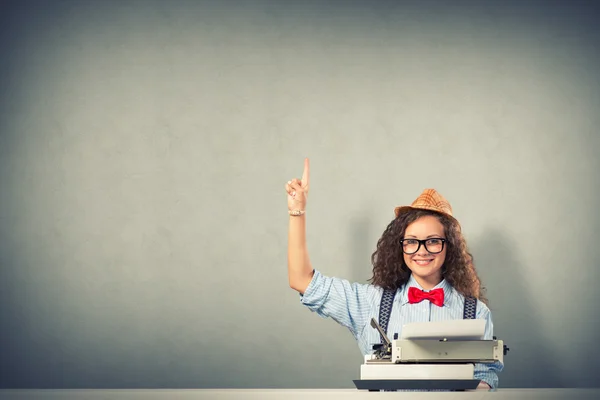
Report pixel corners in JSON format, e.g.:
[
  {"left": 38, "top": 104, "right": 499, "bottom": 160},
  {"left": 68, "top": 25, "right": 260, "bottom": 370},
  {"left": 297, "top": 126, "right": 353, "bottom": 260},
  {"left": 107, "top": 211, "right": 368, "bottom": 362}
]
[{"left": 470, "top": 228, "right": 562, "bottom": 388}]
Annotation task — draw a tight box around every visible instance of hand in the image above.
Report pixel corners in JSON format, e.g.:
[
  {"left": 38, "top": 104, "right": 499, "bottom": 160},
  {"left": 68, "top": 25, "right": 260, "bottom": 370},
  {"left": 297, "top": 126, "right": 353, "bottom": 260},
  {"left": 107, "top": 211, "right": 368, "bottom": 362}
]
[
  {"left": 285, "top": 158, "right": 309, "bottom": 212},
  {"left": 476, "top": 381, "right": 491, "bottom": 390}
]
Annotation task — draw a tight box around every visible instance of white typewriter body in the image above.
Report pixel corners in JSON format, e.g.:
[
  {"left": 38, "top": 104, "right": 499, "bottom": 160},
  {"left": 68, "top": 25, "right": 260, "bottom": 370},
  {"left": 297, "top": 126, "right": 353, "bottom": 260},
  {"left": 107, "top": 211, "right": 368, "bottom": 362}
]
[{"left": 354, "top": 319, "right": 507, "bottom": 389}]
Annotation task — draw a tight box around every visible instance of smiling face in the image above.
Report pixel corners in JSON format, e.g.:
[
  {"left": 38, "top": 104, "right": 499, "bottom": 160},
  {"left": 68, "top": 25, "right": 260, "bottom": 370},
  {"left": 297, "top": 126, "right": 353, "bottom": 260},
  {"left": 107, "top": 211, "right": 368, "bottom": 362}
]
[{"left": 402, "top": 215, "right": 447, "bottom": 289}]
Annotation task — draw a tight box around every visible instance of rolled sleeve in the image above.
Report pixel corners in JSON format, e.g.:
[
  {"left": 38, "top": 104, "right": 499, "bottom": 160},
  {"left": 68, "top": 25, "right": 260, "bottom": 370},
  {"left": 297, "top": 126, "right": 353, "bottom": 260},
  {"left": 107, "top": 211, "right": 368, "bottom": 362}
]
[
  {"left": 299, "top": 269, "right": 373, "bottom": 338},
  {"left": 473, "top": 302, "right": 504, "bottom": 388}
]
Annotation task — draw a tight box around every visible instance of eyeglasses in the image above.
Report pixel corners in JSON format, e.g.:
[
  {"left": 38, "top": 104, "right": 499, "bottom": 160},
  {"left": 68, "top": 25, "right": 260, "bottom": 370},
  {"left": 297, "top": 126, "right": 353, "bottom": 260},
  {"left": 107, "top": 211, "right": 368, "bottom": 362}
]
[{"left": 400, "top": 238, "right": 446, "bottom": 254}]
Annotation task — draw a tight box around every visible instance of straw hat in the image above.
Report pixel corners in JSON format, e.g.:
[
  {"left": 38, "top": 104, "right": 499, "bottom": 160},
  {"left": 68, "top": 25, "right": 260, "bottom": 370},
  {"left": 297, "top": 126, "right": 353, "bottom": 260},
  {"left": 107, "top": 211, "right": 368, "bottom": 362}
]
[{"left": 394, "top": 189, "right": 457, "bottom": 223}]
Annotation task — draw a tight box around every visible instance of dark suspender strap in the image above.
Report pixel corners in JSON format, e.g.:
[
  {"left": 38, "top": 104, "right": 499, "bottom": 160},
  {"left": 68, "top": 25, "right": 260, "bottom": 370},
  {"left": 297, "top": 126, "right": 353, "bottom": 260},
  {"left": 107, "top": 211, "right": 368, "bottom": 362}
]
[
  {"left": 378, "top": 288, "right": 397, "bottom": 343},
  {"left": 463, "top": 296, "right": 477, "bottom": 319}
]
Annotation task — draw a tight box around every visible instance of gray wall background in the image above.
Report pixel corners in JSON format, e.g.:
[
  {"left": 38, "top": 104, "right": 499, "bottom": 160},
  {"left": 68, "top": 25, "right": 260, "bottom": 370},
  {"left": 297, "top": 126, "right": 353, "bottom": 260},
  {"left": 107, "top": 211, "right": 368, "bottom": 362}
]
[{"left": 1, "top": 0, "right": 599, "bottom": 389}]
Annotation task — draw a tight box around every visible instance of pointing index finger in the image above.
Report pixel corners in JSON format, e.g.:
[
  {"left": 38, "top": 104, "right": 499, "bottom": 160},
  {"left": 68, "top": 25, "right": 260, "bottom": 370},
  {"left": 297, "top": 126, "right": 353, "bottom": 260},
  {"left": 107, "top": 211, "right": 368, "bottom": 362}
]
[{"left": 301, "top": 158, "right": 310, "bottom": 186}]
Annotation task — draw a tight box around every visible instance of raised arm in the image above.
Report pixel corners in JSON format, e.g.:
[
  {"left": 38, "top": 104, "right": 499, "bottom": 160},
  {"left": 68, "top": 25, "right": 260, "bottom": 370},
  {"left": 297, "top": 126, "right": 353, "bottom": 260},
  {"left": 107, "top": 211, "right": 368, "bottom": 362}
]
[{"left": 286, "top": 158, "right": 314, "bottom": 294}]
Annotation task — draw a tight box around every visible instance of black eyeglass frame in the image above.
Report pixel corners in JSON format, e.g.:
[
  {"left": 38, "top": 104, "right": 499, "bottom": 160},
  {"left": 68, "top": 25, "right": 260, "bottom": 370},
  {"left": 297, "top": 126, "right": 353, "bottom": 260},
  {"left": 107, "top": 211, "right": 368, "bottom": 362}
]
[{"left": 400, "top": 238, "right": 447, "bottom": 254}]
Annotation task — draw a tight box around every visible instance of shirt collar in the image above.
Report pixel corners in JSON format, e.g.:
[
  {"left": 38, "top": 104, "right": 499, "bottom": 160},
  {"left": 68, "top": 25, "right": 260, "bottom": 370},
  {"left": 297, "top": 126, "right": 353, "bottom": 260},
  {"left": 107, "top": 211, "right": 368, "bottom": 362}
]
[{"left": 399, "top": 274, "right": 454, "bottom": 307}]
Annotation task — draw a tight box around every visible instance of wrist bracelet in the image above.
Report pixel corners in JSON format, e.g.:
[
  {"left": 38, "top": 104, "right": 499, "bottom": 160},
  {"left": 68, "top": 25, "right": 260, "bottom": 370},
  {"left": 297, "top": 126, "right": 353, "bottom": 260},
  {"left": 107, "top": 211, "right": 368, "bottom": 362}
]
[{"left": 289, "top": 209, "right": 305, "bottom": 216}]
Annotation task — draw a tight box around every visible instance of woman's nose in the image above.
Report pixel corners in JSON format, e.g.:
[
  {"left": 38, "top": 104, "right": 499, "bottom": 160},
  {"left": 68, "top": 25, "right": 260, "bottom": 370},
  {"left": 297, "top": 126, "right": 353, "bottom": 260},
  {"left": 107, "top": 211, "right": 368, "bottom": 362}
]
[{"left": 416, "top": 244, "right": 431, "bottom": 256}]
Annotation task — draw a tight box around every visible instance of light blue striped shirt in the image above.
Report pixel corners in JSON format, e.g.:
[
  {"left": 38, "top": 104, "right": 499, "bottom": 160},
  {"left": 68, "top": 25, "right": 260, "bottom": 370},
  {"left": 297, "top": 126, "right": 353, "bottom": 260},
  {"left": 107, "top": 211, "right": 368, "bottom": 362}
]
[{"left": 300, "top": 269, "right": 503, "bottom": 388}]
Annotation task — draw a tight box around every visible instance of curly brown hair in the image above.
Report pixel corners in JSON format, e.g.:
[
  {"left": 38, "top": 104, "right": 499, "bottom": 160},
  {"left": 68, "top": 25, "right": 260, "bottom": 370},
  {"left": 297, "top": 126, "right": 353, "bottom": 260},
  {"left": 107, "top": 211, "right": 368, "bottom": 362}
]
[{"left": 368, "top": 208, "right": 487, "bottom": 304}]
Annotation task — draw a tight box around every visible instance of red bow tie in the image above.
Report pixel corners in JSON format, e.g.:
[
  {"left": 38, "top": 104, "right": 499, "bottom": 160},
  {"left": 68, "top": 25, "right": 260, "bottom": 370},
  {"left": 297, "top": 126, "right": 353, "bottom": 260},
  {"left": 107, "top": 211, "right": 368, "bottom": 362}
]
[{"left": 408, "top": 287, "right": 445, "bottom": 307}]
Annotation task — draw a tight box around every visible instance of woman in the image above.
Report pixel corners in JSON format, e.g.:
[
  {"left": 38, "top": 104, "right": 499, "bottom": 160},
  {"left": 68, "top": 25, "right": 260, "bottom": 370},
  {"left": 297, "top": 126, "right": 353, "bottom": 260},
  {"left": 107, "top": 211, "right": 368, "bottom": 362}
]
[{"left": 285, "top": 158, "right": 503, "bottom": 389}]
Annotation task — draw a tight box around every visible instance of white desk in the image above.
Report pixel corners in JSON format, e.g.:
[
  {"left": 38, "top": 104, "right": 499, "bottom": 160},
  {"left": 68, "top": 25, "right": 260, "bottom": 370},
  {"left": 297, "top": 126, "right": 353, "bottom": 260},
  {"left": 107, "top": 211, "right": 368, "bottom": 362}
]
[{"left": 0, "top": 389, "right": 599, "bottom": 400}]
